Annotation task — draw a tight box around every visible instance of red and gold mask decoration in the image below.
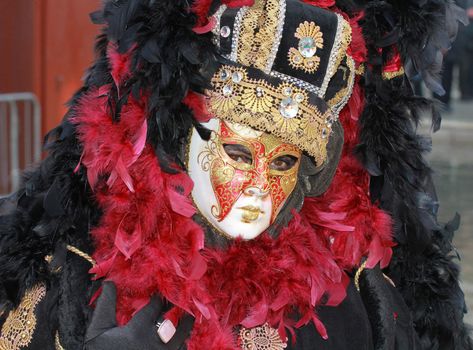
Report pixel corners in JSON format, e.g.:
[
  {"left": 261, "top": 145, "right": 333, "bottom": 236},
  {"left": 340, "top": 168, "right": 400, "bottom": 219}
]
[{"left": 187, "top": 119, "right": 301, "bottom": 240}]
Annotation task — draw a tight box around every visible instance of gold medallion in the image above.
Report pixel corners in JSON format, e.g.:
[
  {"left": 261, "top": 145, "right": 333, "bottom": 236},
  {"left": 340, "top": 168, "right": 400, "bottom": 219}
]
[
  {"left": 240, "top": 323, "right": 288, "bottom": 350},
  {"left": 288, "top": 21, "right": 324, "bottom": 73}
]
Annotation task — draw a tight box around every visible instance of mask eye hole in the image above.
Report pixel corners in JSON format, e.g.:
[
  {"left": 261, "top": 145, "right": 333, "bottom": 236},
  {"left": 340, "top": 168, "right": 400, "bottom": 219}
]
[
  {"left": 270, "top": 155, "right": 299, "bottom": 171},
  {"left": 223, "top": 144, "right": 253, "bottom": 165}
]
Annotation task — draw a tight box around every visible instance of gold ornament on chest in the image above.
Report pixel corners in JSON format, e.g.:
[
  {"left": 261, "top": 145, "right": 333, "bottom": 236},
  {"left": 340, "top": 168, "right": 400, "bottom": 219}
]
[{"left": 239, "top": 323, "right": 288, "bottom": 350}]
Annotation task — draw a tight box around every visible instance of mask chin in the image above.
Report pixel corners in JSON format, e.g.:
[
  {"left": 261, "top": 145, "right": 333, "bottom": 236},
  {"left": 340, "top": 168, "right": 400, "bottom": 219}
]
[{"left": 187, "top": 118, "right": 302, "bottom": 241}]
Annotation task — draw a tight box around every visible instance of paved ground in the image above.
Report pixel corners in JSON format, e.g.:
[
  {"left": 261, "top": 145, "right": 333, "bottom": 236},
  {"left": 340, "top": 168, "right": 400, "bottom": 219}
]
[{"left": 422, "top": 99, "right": 473, "bottom": 325}]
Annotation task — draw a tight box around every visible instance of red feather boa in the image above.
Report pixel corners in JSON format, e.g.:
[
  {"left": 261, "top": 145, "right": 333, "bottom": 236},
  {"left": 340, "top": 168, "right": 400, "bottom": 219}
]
[{"left": 72, "top": 6, "right": 394, "bottom": 348}]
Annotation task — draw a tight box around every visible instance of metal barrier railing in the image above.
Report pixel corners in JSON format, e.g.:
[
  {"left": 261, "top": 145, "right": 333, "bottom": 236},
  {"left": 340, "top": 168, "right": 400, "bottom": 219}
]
[{"left": 0, "top": 93, "right": 41, "bottom": 195}]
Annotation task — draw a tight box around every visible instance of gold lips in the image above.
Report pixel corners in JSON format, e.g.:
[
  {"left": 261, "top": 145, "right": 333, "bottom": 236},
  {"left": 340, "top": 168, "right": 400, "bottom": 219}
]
[{"left": 238, "top": 206, "right": 264, "bottom": 223}]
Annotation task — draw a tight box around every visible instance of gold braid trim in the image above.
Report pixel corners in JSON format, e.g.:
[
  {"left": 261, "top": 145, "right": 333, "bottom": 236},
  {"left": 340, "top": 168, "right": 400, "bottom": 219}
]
[
  {"left": 66, "top": 245, "right": 96, "bottom": 267},
  {"left": 354, "top": 261, "right": 397, "bottom": 292},
  {"left": 54, "top": 332, "right": 64, "bottom": 350},
  {"left": 383, "top": 273, "right": 396, "bottom": 288},
  {"left": 354, "top": 261, "right": 367, "bottom": 292},
  {"left": 0, "top": 284, "right": 46, "bottom": 350},
  {"left": 382, "top": 67, "right": 405, "bottom": 80}
]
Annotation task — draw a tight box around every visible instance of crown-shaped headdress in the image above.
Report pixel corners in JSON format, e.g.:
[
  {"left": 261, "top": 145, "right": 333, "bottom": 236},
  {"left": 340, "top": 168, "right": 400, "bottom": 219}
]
[{"left": 206, "top": 0, "right": 354, "bottom": 165}]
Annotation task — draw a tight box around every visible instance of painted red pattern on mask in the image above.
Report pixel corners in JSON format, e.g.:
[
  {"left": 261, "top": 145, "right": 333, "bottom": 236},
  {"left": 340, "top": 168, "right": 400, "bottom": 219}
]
[{"left": 211, "top": 121, "right": 300, "bottom": 222}]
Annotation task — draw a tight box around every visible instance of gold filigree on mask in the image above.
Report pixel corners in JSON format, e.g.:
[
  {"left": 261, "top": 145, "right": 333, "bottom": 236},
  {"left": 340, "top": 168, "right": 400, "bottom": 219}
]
[
  {"left": 211, "top": 158, "right": 236, "bottom": 185},
  {"left": 207, "top": 65, "right": 332, "bottom": 165},
  {"left": 288, "top": 21, "right": 324, "bottom": 73},
  {"left": 198, "top": 121, "right": 301, "bottom": 223},
  {"left": 259, "top": 132, "right": 285, "bottom": 155}
]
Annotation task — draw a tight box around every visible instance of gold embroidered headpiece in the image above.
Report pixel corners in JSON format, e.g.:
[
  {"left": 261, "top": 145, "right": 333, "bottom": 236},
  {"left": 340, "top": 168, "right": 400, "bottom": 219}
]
[
  {"left": 207, "top": 64, "right": 333, "bottom": 164},
  {"left": 207, "top": 0, "right": 355, "bottom": 164}
]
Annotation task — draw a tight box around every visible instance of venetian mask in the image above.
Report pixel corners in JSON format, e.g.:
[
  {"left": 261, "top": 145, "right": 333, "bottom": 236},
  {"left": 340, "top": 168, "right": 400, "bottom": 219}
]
[{"left": 187, "top": 119, "right": 302, "bottom": 240}]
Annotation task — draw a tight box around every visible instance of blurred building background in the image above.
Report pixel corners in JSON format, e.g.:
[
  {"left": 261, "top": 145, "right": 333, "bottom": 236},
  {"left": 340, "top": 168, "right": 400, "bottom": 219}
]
[
  {"left": 0, "top": 0, "right": 473, "bottom": 325},
  {"left": 0, "top": 0, "right": 100, "bottom": 194}
]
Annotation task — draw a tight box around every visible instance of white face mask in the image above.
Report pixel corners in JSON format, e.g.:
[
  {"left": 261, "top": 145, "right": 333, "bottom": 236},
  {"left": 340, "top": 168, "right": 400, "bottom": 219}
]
[{"left": 187, "top": 119, "right": 301, "bottom": 240}]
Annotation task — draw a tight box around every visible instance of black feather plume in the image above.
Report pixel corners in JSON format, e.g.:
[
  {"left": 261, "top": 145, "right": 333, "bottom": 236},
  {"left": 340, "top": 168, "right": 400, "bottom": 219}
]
[{"left": 358, "top": 1, "right": 472, "bottom": 348}]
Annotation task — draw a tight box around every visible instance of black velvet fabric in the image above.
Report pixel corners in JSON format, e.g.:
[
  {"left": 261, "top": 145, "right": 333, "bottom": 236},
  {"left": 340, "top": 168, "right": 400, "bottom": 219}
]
[
  {"left": 218, "top": 0, "right": 350, "bottom": 96},
  {"left": 219, "top": 7, "right": 240, "bottom": 56},
  {"left": 287, "top": 281, "right": 374, "bottom": 350},
  {"left": 84, "top": 282, "right": 192, "bottom": 350},
  {"left": 286, "top": 274, "right": 420, "bottom": 350},
  {"left": 359, "top": 266, "right": 421, "bottom": 350},
  {"left": 1, "top": 269, "right": 419, "bottom": 350}
]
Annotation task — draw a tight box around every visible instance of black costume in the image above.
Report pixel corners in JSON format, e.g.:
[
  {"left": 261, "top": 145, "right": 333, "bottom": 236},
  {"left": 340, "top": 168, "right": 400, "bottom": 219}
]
[{"left": 0, "top": 0, "right": 471, "bottom": 349}]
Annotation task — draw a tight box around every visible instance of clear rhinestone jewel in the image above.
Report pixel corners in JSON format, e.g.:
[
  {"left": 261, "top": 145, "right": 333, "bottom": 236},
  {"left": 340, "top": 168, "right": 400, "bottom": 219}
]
[
  {"left": 280, "top": 98, "right": 299, "bottom": 118},
  {"left": 256, "top": 86, "right": 264, "bottom": 97},
  {"left": 282, "top": 87, "right": 292, "bottom": 96},
  {"left": 326, "top": 116, "right": 335, "bottom": 127},
  {"left": 232, "top": 71, "right": 243, "bottom": 83},
  {"left": 322, "top": 128, "right": 328, "bottom": 138},
  {"left": 294, "top": 93, "right": 304, "bottom": 103},
  {"left": 220, "top": 70, "right": 230, "bottom": 81},
  {"left": 223, "top": 85, "right": 233, "bottom": 96},
  {"left": 299, "top": 37, "right": 317, "bottom": 58},
  {"left": 220, "top": 26, "right": 231, "bottom": 38}
]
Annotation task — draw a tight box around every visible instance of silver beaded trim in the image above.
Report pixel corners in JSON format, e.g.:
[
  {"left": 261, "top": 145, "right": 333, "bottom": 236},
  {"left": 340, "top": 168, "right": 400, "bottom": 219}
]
[
  {"left": 264, "top": 0, "right": 287, "bottom": 74},
  {"left": 228, "top": 7, "right": 249, "bottom": 62},
  {"left": 269, "top": 70, "right": 322, "bottom": 97},
  {"left": 212, "top": 5, "right": 228, "bottom": 48},
  {"left": 319, "top": 13, "right": 347, "bottom": 97},
  {"left": 331, "top": 55, "right": 356, "bottom": 120}
]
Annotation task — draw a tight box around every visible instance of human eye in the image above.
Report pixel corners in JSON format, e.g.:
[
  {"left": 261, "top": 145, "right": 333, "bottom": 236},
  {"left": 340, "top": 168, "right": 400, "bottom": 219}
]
[
  {"left": 223, "top": 144, "right": 253, "bottom": 165},
  {"left": 269, "top": 155, "right": 298, "bottom": 171}
]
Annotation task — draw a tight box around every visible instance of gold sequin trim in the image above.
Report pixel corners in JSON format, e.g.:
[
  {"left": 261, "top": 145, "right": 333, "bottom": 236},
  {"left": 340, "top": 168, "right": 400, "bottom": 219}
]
[
  {"left": 0, "top": 284, "right": 46, "bottom": 350},
  {"left": 207, "top": 65, "right": 333, "bottom": 165},
  {"left": 327, "top": 55, "right": 355, "bottom": 117},
  {"left": 330, "top": 17, "right": 352, "bottom": 82},
  {"left": 240, "top": 323, "right": 287, "bottom": 350},
  {"left": 319, "top": 14, "right": 352, "bottom": 97},
  {"left": 382, "top": 67, "right": 405, "bottom": 80}
]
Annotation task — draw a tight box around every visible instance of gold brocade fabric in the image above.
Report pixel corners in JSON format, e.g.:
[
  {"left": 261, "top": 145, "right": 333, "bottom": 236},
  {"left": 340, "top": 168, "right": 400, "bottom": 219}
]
[
  {"left": 0, "top": 284, "right": 46, "bottom": 350},
  {"left": 207, "top": 65, "right": 333, "bottom": 164},
  {"left": 236, "top": 0, "right": 283, "bottom": 73}
]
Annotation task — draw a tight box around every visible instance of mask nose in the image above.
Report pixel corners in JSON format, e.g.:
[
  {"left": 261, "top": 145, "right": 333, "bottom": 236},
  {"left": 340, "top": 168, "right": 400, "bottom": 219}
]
[{"left": 243, "top": 186, "right": 269, "bottom": 198}]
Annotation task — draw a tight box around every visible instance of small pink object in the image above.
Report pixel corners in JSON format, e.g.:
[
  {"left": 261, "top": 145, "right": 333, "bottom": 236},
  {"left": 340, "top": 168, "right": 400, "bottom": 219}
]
[
  {"left": 156, "top": 319, "right": 176, "bottom": 344},
  {"left": 468, "top": 8, "right": 473, "bottom": 18}
]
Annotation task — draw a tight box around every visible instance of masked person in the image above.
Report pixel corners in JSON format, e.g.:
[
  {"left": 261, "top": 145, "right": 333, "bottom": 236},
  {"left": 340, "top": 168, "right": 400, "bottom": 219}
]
[{"left": 0, "top": 0, "right": 471, "bottom": 349}]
